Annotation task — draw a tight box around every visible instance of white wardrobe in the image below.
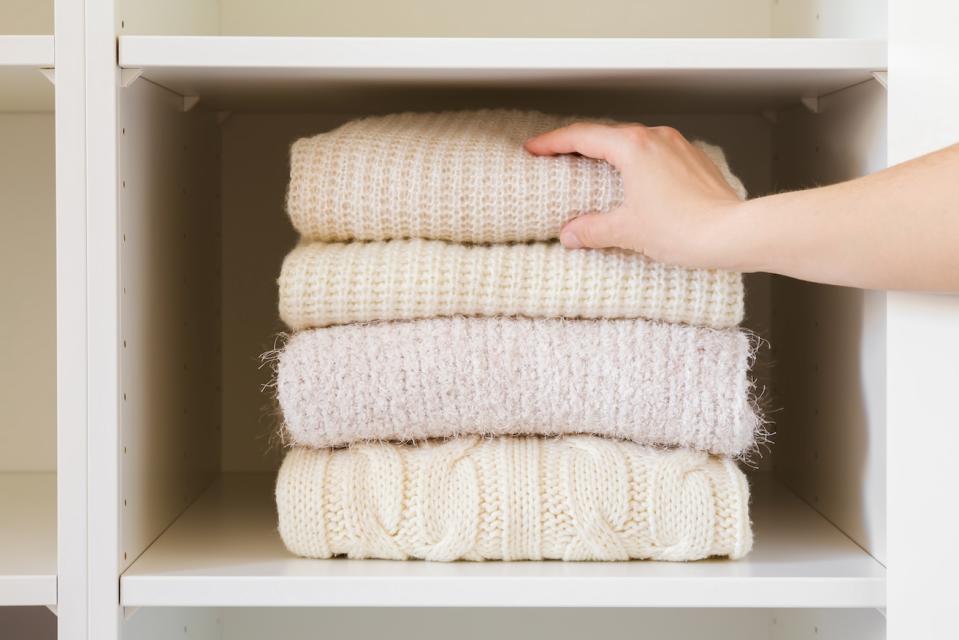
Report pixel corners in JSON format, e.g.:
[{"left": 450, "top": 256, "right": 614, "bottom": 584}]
[{"left": 2, "top": 0, "right": 958, "bottom": 638}]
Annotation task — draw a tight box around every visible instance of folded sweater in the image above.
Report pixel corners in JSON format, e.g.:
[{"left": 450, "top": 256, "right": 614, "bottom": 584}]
[
  {"left": 277, "top": 317, "right": 760, "bottom": 457},
  {"left": 276, "top": 436, "right": 753, "bottom": 562},
  {"left": 278, "top": 239, "right": 743, "bottom": 330},
  {"left": 286, "top": 109, "right": 747, "bottom": 243}
]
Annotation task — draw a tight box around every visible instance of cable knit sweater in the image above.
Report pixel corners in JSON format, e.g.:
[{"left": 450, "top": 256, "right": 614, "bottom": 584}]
[
  {"left": 277, "top": 317, "right": 760, "bottom": 457},
  {"left": 286, "top": 110, "right": 747, "bottom": 243},
  {"left": 279, "top": 239, "right": 743, "bottom": 330},
  {"left": 276, "top": 436, "right": 753, "bottom": 562}
]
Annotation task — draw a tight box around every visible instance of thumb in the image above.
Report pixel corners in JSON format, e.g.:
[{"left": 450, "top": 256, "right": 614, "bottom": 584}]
[{"left": 559, "top": 211, "right": 625, "bottom": 250}]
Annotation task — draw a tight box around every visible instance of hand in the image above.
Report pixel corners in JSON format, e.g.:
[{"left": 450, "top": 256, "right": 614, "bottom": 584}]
[{"left": 525, "top": 123, "right": 746, "bottom": 270}]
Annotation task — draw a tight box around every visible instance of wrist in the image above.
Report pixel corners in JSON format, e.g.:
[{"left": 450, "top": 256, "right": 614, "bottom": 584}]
[{"left": 701, "top": 199, "right": 767, "bottom": 273}]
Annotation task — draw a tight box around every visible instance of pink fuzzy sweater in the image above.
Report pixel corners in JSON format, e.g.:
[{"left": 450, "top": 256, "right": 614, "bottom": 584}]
[{"left": 277, "top": 317, "right": 760, "bottom": 457}]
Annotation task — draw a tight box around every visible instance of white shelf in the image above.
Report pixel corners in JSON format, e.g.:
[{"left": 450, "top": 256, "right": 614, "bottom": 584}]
[
  {"left": 0, "top": 472, "right": 57, "bottom": 606},
  {"left": 121, "top": 472, "right": 885, "bottom": 608},
  {"left": 0, "top": 35, "right": 54, "bottom": 112},
  {"left": 118, "top": 36, "right": 886, "bottom": 112}
]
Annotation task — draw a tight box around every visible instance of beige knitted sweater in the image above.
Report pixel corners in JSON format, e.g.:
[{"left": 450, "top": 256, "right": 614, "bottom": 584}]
[
  {"left": 276, "top": 436, "right": 753, "bottom": 562},
  {"left": 287, "top": 110, "right": 747, "bottom": 243},
  {"left": 279, "top": 239, "right": 743, "bottom": 330},
  {"left": 277, "top": 317, "right": 760, "bottom": 457}
]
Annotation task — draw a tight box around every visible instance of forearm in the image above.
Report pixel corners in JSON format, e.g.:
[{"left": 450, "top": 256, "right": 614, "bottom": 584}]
[{"left": 726, "top": 144, "right": 959, "bottom": 291}]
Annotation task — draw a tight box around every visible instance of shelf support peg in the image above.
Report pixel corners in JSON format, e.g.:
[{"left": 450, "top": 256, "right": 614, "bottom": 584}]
[
  {"left": 871, "top": 71, "right": 888, "bottom": 89},
  {"left": 123, "top": 606, "right": 140, "bottom": 621},
  {"left": 39, "top": 68, "right": 55, "bottom": 85},
  {"left": 120, "top": 68, "right": 144, "bottom": 88},
  {"left": 183, "top": 95, "right": 201, "bottom": 112},
  {"left": 800, "top": 96, "right": 820, "bottom": 114}
]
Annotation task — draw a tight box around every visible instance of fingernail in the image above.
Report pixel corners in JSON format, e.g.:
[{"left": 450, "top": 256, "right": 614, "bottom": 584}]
[{"left": 560, "top": 230, "right": 582, "bottom": 249}]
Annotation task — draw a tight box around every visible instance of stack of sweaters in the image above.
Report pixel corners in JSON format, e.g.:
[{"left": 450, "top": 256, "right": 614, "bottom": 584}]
[{"left": 273, "top": 110, "right": 761, "bottom": 562}]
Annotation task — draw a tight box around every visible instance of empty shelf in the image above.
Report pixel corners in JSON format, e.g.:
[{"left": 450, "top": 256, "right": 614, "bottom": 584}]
[
  {"left": 121, "top": 472, "right": 885, "bottom": 608},
  {"left": 118, "top": 36, "right": 886, "bottom": 112},
  {"left": 0, "top": 472, "right": 57, "bottom": 606},
  {"left": 0, "top": 36, "right": 54, "bottom": 112}
]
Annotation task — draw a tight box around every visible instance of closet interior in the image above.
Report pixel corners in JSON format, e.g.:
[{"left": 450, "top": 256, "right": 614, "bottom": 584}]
[
  {"left": 89, "top": 0, "right": 901, "bottom": 637},
  {"left": 0, "top": 1, "right": 58, "bottom": 634}
]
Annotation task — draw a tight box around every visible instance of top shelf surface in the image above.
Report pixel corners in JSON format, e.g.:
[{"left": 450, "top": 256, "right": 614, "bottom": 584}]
[
  {"left": 119, "top": 36, "right": 887, "bottom": 112},
  {"left": 0, "top": 35, "right": 54, "bottom": 112}
]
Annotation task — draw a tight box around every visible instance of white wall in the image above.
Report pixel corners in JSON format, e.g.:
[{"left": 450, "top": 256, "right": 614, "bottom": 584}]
[
  {"left": 221, "top": 607, "right": 773, "bottom": 640},
  {"left": 218, "top": 0, "right": 773, "bottom": 37},
  {"left": 0, "top": 1, "right": 53, "bottom": 34},
  {"left": 119, "top": 0, "right": 776, "bottom": 36},
  {"left": 771, "top": 608, "right": 885, "bottom": 640},
  {"left": 117, "top": 0, "right": 891, "bottom": 37},
  {"left": 771, "top": 0, "right": 887, "bottom": 37},
  {"left": 117, "top": 0, "right": 218, "bottom": 35},
  {"left": 0, "top": 113, "right": 56, "bottom": 471}
]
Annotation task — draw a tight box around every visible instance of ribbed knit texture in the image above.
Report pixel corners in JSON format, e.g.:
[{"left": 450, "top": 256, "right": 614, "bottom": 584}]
[
  {"left": 276, "top": 436, "right": 753, "bottom": 562},
  {"left": 287, "top": 110, "right": 747, "bottom": 243},
  {"left": 279, "top": 239, "right": 744, "bottom": 330},
  {"left": 277, "top": 317, "right": 759, "bottom": 457}
]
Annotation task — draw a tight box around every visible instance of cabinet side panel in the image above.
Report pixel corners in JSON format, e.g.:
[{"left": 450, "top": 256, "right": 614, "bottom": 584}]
[
  {"left": 887, "top": 0, "right": 959, "bottom": 635},
  {"left": 771, "top": 79, "right": 887, "bottom": 562},
  {"left": 119, "top": 79, "right": 221, "bottom": 568},
  {"left": 0, "top": 114, "right": 56, "bottom": 471},
  {"left": 57, "top": 0, "right": 90, "bottom": 633}
]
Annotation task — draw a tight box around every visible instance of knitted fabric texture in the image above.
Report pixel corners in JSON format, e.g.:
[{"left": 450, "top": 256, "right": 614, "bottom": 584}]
[
  {"left": 278, "top": 239, "right": 744, "bottom": 330},
  {"left": 286, "top": 109, "right": 747, "bottom": 243},
  {"left": 277, "top": 317, "right": 760, "bottom": 457},
  {"left": 276, "top": 436, "right": 753, "bottom": 562}
]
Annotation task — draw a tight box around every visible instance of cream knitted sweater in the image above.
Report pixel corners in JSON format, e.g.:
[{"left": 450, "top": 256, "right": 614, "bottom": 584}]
[
  {"left": 276, "top": 436, "right": 753, "bottom": 562},
  {"left": 279, "top": 239, "right": 743, "bottom": 330},
  {"left": 277, "top": 317, "right": 760, "bottom": 457},
  {"left": 287, "top": 110, "right": 747, "bottom": 243}
]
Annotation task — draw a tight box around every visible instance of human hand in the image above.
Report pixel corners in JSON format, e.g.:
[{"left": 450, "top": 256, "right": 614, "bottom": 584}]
[{"left": 525, "top": 123, "right": 746, "bottom": 270}]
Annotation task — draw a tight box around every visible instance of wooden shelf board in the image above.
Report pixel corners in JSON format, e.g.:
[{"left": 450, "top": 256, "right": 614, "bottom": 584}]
[
  {"left": 118, "top": 36, "right": 887, "bottom": 112},
  {"left": 121, "top": 472, "right": 885, "bottom": 608},
  {"left": 0, "top": 472, "right": 57, "bottom": 606},
  {"left": 0, "top": 36, "right": 54, "bottom": 112}
]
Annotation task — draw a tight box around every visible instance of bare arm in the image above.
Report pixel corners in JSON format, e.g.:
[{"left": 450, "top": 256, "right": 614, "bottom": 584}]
[{"left": 525, "top": 123, "right": 959, "bottom": 291}]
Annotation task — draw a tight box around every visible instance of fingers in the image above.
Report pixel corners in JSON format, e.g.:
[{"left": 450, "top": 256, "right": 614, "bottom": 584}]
[
  {"left": 559, "top": 210, "right": 628, "bottom": 250},
  {"left": 525, "top": 123, "right": 634, "bottom": 167}
]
